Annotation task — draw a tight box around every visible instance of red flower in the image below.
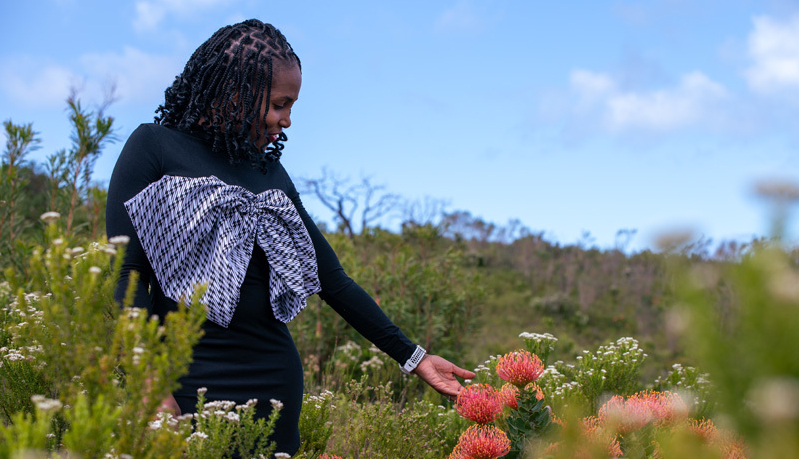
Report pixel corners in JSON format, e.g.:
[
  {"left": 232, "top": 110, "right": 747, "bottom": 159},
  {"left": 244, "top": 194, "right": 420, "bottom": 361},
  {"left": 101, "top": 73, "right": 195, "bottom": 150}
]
[
  {"left": 448, "top": 443, "right": 471, "bottom": 459},
  {"left": 687, "top": 418, "right": 718, "bottom": 442},
  {"left": 317, "top": 455, "right": 343, "bottom": 459},
  {"left": 582, "top": 416, "right": 622, "bottom": 458},
  {"left": 499, "top": 383, "right": 519, "bottom": 409},
  {"left": 495, "top": 350, "right": 544, "bottom": 386},
  {"left": 598, "top": 391, "right": 688, "bottom": 433},
  {"left": 456, "top": 384, "right": 504, "bottom": 423},
  {"left": 523, "top": 382, "right": 545, "bottom": 401},
  {"left": 453, "top": 424, "right": 511, "bottom": 459}
]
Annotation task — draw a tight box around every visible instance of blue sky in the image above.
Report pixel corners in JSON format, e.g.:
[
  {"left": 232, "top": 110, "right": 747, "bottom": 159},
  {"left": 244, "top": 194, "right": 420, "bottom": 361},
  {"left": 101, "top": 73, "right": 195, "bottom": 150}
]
[{"left": 2, "top": 0, "right": 798, "bottom": 251}]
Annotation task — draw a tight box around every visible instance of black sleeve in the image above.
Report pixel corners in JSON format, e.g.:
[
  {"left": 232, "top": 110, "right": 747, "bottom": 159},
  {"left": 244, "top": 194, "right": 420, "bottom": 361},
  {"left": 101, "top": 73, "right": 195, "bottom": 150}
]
[
  {"left": 282, "top": 174, "right": 418, "bottom": 365},
  {"left": 106, "top": 124, "right": 163, "bottom": 314}
]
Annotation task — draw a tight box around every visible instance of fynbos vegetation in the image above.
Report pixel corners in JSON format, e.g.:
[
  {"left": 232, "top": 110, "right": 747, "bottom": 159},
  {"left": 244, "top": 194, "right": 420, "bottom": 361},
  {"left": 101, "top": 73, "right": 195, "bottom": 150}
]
[{"left": 1, "top": 100, "right": 798, "bottom": 457}]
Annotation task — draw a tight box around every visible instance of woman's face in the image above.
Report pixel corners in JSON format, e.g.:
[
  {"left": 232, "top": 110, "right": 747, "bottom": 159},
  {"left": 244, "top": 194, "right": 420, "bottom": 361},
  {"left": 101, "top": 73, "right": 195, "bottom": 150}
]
[{"left": 252, "top": 62, "right": 302, "bottom": 151}]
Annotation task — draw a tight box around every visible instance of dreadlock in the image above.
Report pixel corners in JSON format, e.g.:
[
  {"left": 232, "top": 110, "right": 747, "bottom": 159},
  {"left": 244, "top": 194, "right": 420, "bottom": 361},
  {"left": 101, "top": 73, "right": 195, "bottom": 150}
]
[{"left": 155, "top": 19, "right": 301, "bottom": 173}]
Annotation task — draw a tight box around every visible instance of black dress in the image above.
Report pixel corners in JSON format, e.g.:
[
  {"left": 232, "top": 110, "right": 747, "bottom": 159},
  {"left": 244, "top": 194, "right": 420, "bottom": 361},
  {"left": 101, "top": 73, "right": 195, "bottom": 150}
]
[{"left": 106, "top": 123, "right": 418, "bottom": 454}]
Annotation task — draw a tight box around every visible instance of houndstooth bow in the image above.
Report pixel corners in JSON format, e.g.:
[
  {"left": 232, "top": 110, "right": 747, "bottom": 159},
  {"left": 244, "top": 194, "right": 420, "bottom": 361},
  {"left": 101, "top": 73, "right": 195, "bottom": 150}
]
[{"left": 124, "top": 175, "right": 321, "bottom": 327}]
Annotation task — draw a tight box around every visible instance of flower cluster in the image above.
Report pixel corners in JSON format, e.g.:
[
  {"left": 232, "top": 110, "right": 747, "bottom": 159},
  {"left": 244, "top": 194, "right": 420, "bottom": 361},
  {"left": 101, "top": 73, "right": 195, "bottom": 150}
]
[
  {"left": 687, "top": 418, "right": 748, "bottom": 459},
  {"left": 598, "top": 390, "right": 688, "bottom": 433},
  {"left": 654, "top": 363, "right": 714, "bottom": 416},
  {"left": 495, "top": 349, "right": 544, "bottom": 387},
  {"left": 499, "top": 383, "right": 519, "bottom": 409},
  {"left": 305, "top": 389, "right": 336, "bottom": 410},
  {"left": 451, "top": 346, "right": 552, "bottom": 459},
  {"left": 519, "top": 331, "right": 558, "bottom": 364},
  {"left": 456, "top": 383, "right": 504, "bottom": 423},
  {"left": 449, "top": 425, "right": 510, "bottom": 459}
]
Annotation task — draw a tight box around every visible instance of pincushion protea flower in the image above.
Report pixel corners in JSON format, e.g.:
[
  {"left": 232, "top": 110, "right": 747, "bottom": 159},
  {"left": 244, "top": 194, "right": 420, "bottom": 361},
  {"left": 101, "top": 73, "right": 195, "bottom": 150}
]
[
  {"left": 498, "top": 381, "right": 544, "bottom": 410},
  {"left": 450, "top": 424, "right": 510, "bottom": 459},
  {"left": 456, "top": 383, "right": 504, "bottom": 423},
  {"left": 523, "top": 382, "right": 545, "bottom": 401},
  {"left": 583, "top": 416, "right": 623, "bottom": 458},
  {"left": 499, "top": 383, "right": 519, "bottom": 409},
  {"left": 687, "top": 417, "right": 718, "bottom": 442},
  {"left": 317, "top": 455, "right": 343, "bottom": 459},
  {"left": 598, "top": 391, "right": 688, "bottom": 433},
  {"left": 495, "top": 349, "right": 544, "bottom": 386},
  {"left": 543, "top": 417, "right": 622, "bottom": 459},
  {"left": 687, "top": 418, "right": 748, "bottom": 459}
]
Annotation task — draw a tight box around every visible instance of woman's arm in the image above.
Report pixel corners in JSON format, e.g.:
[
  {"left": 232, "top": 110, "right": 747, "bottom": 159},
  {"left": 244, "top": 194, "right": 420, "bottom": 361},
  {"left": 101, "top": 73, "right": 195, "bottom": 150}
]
[
  {"left": 282, "top": 174, "right": 474, "bottom": 395},
  {"left": 106, "top": 124, "right": 163, "bottom": 313}
]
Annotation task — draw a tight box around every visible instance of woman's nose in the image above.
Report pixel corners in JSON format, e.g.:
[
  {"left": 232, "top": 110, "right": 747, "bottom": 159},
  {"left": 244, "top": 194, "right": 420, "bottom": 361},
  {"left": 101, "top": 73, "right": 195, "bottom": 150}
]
[{"left": 280, "top": 114, "right": 291, "bottom": 129}]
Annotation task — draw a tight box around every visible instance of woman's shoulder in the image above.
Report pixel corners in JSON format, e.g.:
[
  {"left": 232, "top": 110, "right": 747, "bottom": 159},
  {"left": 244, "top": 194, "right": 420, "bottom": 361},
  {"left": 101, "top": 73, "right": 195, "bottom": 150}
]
[
  {"left": 124, "top": 123, "right": 211, "bottom": 159},
  {"left": 124, "top": 123, "right": 172, "bottom": 148},
  {"left": 128, "top": 123, "right": 195, "bottom": 142}
]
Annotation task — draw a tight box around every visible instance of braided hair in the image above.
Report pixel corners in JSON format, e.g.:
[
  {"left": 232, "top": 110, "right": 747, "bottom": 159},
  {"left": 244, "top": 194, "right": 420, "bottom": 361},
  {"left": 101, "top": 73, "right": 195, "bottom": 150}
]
[{"left": 155, "top": 19, "right": 301, "bottom": 173}]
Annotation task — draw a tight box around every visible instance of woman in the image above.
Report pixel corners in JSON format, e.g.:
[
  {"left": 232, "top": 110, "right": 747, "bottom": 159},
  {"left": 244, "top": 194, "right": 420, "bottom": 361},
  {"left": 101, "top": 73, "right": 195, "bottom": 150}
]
[{"left": 106, "top": 19, "right": 474, "bottom": 455}]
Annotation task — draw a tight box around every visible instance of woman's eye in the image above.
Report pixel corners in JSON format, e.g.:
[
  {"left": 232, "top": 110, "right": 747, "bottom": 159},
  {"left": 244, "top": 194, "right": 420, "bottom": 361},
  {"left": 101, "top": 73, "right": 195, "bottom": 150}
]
[{"left": 273, "top": 104, "right": 285, "bottom": 110}]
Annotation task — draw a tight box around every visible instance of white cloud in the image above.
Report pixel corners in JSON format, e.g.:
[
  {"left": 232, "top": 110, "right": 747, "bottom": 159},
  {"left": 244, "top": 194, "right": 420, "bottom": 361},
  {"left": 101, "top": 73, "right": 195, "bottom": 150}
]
[
  {"left": 435, "top": 1, "right": 490, "bottom": 33},
  {"left": 570, "top": 69, "right": 615, "bottom": 107},
  {"left": 567, "top": 69, "right": 728, "bottom": 132},
  {"left": 0, "top": 58, "right": 78, "bottom": 107},
  {"left": 744, "top": 14, "right": 799, "bottom": 94},
  {"left": 80, "top": 47, "right": 182, "bottom": 103},
  {"left": 0, "top": 48, "right": 181, "bottom": 108},
  {"left": 133, "top": 0, "right": 235, "bottom": 32},
  {"left": 133, "top": 1, "right": 167, "bottom": 32}
]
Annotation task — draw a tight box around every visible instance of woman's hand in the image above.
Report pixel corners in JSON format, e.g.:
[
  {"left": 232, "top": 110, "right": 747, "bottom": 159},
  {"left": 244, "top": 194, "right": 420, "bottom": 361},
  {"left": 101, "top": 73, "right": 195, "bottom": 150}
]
[
  {"left": 412, "top": 354, "right": 476, "bottom": 399},
  {"left": 158, "top": 394, "right": 182, "bottom": 415}
]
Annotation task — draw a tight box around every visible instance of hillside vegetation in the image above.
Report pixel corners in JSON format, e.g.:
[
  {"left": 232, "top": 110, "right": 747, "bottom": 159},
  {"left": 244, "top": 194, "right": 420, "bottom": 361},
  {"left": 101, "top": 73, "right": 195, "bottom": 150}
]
[{"left": 2, "top": 102, "right": 798, "bottom": 458}]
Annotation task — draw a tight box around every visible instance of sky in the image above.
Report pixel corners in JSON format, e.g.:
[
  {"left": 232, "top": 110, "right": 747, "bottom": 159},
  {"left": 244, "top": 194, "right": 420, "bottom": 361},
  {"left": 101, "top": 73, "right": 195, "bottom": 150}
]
[{"left": 2, "top": 0, "right": 798, "bottom": 252}]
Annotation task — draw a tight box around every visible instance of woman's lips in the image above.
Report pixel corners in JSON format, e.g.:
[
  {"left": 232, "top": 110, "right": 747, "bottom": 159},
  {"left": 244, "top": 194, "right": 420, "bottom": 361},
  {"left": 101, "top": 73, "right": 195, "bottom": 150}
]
[{"left": 268, "top": 133, "right": 280, "bottom": 143}]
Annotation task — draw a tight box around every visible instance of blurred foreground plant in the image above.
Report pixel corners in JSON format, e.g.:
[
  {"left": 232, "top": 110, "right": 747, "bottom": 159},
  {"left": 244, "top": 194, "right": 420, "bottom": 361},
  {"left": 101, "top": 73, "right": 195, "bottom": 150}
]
[
  {"left": 669, "top": 241, "right": 799, "bottom": 457},
  {"left": 0, "top": 217, "right": 279, "bottom": 458}
]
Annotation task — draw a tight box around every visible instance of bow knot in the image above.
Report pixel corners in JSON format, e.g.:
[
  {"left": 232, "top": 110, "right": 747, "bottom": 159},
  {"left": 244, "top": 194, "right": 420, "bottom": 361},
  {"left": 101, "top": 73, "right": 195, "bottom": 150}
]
[{"left": 124, "top": 175, "right": 321, "bottom": 327}]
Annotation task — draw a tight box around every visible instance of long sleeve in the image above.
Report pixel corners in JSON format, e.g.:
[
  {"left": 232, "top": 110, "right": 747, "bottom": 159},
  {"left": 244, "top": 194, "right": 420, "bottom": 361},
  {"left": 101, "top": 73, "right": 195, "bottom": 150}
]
[
  {"left": 106, "top": 124, "right": 164, "bottom": 315},
  {"left": 282, "top": 177, "right": 418, "bottom": 365}
]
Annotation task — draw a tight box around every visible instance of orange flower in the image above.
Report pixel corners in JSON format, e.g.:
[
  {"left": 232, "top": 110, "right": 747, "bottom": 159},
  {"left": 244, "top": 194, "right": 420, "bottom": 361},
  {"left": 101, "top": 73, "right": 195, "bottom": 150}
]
[
  {"left": 720, "top": 439, "right": 747, "bottom": 459},
  {"left": 453, "top": 424, "right": 511, "bottom": 459},
  {"left": 317, "top": 455, "right": 342, "bottom": 459},
  {"left": 523, "top": 382, "right": 545, "bottom": 401},
  {"left": 598, "top": 391, "right": 688, "bottom": 433},
  {"left": 687, "top": 418, "right": 718, "bottom": 442},
  {"left": 495, "top": 350, "right": 544, "bottom": 386},
  {"left": 581, "top": 416, "right": 623, "bottom": 458},
  {"left": 448, "top": 443, "right": 470, "bottom": 459},
  {"left": 499, "top": 383, "right": 519, "bottom": 409},
  {"left": 456, "top": 384, "right": 504, "bottom": 423}
]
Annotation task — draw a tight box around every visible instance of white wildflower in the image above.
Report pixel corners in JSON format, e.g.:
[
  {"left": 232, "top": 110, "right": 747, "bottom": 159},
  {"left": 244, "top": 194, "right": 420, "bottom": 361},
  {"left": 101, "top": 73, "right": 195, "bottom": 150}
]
[
  {"left": 40, "top": 211, "right": 61, "bottom": 223},
  {"left": 89, "top": 266, "right": 102, "bottom": 275},
  {"left": 270, "top": 399, "right": 283, "bottom": 410},
  {"left": 108, "top": 235, "right": 131, "bottom": 245},
  {"left": 188, "top": 431, "right": 208, "bottom": 441},
  {"left": 31, "top": 395, "right": 62, "bottom": 411}
]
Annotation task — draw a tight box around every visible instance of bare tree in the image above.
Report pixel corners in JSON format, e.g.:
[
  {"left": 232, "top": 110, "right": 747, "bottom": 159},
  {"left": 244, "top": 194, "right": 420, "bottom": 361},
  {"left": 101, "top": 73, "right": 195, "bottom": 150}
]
[
  {"left": 401, "top": 196, "right": 450, "bottom": 229},
  {"left": 298, "top": 168, "right": 401, "bottom": 240}
]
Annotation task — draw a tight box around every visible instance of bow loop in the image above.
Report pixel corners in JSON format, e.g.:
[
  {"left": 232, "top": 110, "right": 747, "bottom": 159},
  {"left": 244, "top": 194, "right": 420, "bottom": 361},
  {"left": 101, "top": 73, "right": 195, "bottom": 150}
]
[{"left": 124, "top": 175, "right": 321, "bottom": 327}]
